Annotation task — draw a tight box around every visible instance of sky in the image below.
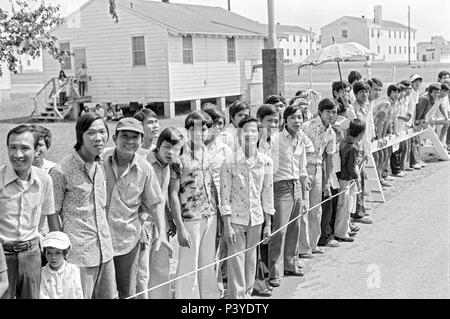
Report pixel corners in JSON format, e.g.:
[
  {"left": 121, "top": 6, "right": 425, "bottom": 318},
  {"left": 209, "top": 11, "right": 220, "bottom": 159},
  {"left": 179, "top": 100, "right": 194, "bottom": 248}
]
[{"left": 1, "top": 0, "right": 449, "bottom": 42}]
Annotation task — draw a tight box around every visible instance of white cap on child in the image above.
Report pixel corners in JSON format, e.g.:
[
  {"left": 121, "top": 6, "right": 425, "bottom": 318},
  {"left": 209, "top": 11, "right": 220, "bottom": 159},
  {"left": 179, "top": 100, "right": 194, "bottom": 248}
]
[{"left": 42, "top": 231, "right": 71, "bottom": 250}]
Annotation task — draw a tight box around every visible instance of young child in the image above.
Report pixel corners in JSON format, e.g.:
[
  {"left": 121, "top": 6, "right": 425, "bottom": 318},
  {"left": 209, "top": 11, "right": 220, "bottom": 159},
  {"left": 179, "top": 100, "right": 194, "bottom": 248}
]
[
  {"left": 334, "top": 119, "right": 366, "bottom": 242},
  {"left": 40, "top": 231, "right": 83, "bottom": 299},
  {"left": 220, "top": 116, "right": 275, "bottom": 299}
]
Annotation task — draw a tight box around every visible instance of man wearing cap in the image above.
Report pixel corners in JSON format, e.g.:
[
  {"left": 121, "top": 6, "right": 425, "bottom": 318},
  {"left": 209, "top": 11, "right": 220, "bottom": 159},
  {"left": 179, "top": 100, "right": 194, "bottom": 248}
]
[
  {"left": 102, "top": 117, "right": 171, "bottom": 299},
  {"left": 408, "top": 74, "right": 425, "bottom": 170}
]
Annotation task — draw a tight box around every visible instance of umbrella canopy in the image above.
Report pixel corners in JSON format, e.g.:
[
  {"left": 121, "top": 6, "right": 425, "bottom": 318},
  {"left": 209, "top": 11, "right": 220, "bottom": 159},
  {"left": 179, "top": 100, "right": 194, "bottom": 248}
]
[
  {"left": 298, "top": 42, "right": 375, "bottom": 69},
  {"left": 297, "top": 41, "right": 376, "bottom": 82}
]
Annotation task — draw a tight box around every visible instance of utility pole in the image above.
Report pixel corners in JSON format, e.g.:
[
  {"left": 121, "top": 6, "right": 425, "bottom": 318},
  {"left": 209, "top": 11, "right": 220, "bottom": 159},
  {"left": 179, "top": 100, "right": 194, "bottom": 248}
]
[
  {"left": 227, "top": 0, "right": 231, "bottom": 11},
  {"left": 309, "top": 27, "right": 313, "bottom": 88},
  {"left": 262, "top": 0, "right": 285, "bottom": 98},
  {"left": 408, "top": 5, "right": 411, "bottom": 65}
]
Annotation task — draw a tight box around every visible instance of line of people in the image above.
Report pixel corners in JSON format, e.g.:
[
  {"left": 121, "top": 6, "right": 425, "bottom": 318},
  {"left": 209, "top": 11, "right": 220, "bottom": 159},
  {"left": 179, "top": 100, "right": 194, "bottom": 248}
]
[{"left": 0, "top": 69, "right": 449, "bottom": 299}]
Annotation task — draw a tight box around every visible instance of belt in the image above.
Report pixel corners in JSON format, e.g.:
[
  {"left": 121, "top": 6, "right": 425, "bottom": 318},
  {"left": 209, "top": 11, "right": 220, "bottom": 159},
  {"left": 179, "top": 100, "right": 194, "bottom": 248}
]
[{"left": 2, "top": 238, "right": 38, "bottom": 253}]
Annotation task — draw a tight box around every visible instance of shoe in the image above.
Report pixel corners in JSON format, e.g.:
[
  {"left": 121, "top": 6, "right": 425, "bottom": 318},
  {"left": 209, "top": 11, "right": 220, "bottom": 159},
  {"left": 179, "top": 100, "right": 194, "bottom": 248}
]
[
  {"left": 411, "top": 164, "right": 421, "bottom": 170},
  {"left": 384, "top": 175, "right": 394, "bottom": 181},
  {"left": 325, "top": 239, "right": 341, "bottom": 247},
  {"left": 298, "top": 262, "right": 305, "bottom": 268},
  {"left": 335, "top": 236, "right": 354, "bottom": 242},
  {"left": 352, "top": 217, "right": 373, "bottom": 224},
  {"left": 269, "top": 278, "right": 280, "bottom": 287},
  {"left": 348, "top": 231, "right": 358, "bottom": 237},
  {"left": 394, "top": 171, "right": 406, "bottom": 177},
  {"left": 419, "top": 161, "right": 427, "bottom": 167},
  {"left": 252, "top": 288, "right": 273, "bottom": 297},
  {"left": 405, "top": 167, "right": 414, "bottom": 171},
  {"left": 312, "top": 248, "right": 325, "bottom": 254},
  {"left": 284, "top": 269, "right": 305, "bottom": 277},
  {"left": 298, "top": 253, "right": 314, "bottom": 259},
  {"left": 350, "top": 223, "right": 360, "bottom": 232}
]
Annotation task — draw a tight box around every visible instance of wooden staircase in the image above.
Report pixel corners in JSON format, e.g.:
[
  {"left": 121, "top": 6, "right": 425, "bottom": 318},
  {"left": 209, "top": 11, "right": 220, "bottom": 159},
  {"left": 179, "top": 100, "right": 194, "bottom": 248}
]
[{"left": 31, "top": 77, "right": 91, "bottom": 122}]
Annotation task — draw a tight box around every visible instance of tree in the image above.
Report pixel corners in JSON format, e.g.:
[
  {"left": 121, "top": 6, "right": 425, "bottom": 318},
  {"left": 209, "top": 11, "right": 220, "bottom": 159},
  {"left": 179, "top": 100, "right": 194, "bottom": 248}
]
[
  {"left": 0, "top": 0, "right": 71, "bottom": 76},
  {"left": 0, "top": 0, "right": 120, "bottom": 77}
]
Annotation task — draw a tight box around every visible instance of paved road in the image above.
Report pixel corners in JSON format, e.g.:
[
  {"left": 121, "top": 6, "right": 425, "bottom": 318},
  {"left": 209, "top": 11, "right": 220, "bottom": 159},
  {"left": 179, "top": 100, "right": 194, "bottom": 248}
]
[{"left": 264, "top": 160, "right": 450, "bottom": 299}]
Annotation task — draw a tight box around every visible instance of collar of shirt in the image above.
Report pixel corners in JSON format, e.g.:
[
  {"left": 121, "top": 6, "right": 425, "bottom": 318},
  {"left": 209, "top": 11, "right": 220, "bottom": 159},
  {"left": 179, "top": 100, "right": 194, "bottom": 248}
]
[
  {"left": 354, "top": 100, "right": 370, "bottom": 116},
  {"left": 45, "top": 261, "right": 67, "bottom": 275},
  {"left": 73, "top": 151, "right": 102, "bottom": 172},
  {"left": 235, "top": 147, "right": 264, "bottom": 167},
  {"left": 106, "top": 150, "right": 141, "bottom": 180},
  {"left": 183, "top": 141, "right": 207, "bottom": 162},
  {"left": 147, "top": 150, "right": 167, "bottom": 170},
  {"left": 311, "top": 115, "right": 332, "bottom": 132},
  {"left": 1, "top": 164, "right": 41, "bottom": 189}
]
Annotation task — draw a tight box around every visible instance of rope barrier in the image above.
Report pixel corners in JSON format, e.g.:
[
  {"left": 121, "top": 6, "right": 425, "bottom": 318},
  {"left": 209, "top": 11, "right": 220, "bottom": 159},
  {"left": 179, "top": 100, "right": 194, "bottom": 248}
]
[{"left": 126, "top": 165, "right": 364, "bottom": 299}]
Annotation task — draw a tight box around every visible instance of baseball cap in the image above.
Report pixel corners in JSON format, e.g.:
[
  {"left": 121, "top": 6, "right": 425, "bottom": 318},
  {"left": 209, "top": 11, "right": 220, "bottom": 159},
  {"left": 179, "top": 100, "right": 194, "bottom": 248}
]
[
  {"left": 410, "top": 74, "right": 423, "bottom": 83},
  {"left": 42, "top": 231, "right": 71, "bottom": 250},
  {"left": 116, "top": 117, "right": 144, "bottom": 135}
]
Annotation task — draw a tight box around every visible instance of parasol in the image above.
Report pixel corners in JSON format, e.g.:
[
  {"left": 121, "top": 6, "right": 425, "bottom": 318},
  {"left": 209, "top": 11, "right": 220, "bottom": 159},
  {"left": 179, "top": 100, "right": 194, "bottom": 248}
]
[{"left": 297, "top": 39, "right": 376, "bottom": 82}]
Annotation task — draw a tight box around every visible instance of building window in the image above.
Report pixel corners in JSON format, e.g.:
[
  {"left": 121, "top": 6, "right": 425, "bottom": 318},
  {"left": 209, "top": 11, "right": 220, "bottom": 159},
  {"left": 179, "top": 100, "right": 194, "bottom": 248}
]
[
  {"left": 300, "top": 49, "right": 303, "bottom": 56},
  {"left": 394, "top": 31, "right": 396, "bottom": 39},
  {"left": 413, "top": 32, "right": 415, "bottom": 39},
  {"left": 227, "top": 37, "right": 236, "bottom": 63},
  {"left": 342, "top": 30, "right": 348, "bottom": 38},
  {"left": 132, "top": 36, "right": 146, "bottom": 66},
  {"left": 299, "top": 36, "right": 303, "bottom": 43},
  {"left": 371, "top": 29, "right": 374, "bottom": 37},
  {"left": 306, "top": 49, "right": 309, "bottom": 56},
  {"left": 394, "top": 46, "right": 396, "bottom": 54},
  {"left": 432, "top": 52, "right": 435, "bottom": 60},
  {"left": 60, "top": 42, "right": 71, "bottom": 70},
  {"left": 399, "top": 46, "right": 401, "bottom": 54},
  {"left": 293, "top": 49, "right": 296, "bottom": 56},
  {"left": 404, "top": 46, "right": 407, "bottom": 54},
  {"left": 293, "top": 35, "right": 296, "bottom": 42},
  {"left": 378, "top": 46, "right": 380, "bottom": 54},
  {"left": 389, "top": 46, "right": 391, "bottom": 54},
  {"left": 182, "top": 35, "right": 193, "bottom": 64},
  {"left": 413, "top": 47, "right": 415, "bottom": 54},
  {"left": 27, "top": 60, "right": 31, "bottom": 66},
  {"left": 306, "top": 36, "right": 309, "bottom": 43},
  {"left": 377, "top": 30, "right": 380, "bottom": 38},
  {"left": 389, "top": 30, "right": 391, "bottom": 38},
  {"left": 286, "top": 49, "right": 290, "bottom": 56}
]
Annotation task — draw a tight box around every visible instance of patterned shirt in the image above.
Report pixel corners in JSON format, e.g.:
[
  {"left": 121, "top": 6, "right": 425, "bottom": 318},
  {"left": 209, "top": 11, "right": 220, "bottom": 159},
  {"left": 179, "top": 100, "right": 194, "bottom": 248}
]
[
  {"left": 219, "top": 149, "right": 275, "bottom": 227},
  {"left": 302, "top": 116, "right": 336, "bottom": 166},
  {"left": 0, "top": 164, "right": 55, "bottom": 242},
  {"left": 50, "top": 151, "right": 114, "bottom": 268},
  {"left": 0, "top": 243, "right": 6, "bottom": 273},
  {"left": 103, "top": 150, "right": 163, "bottom": 256},
  {"left": 171, "top": 143, "right": 215, "bottom": 221},
  {"left": 338, "top": 136, "right": 361, "bottom": 181}
]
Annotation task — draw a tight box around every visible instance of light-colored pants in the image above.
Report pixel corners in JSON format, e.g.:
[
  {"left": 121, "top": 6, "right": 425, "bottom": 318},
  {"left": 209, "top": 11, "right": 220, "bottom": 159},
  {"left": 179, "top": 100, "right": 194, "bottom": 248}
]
[
  {"left": 175, "top": 215, "right": 219, "bottom": 299},
  {"left": 136, "top": 241, "right": 150, "bottom": 299},
  {"left": 227, "top": 223, "right": 262, "bottom": 299},
  {"left": 299, "top": 164, "right": 323, "bottom": 254},
  {"left": 79, "top": 259, "right": 116, "bottom": 299},
  {"left": 334, "top": 180, "right": 357, "bottom": 238},
  {"left": 268, "top": 180, "right": 301, "bottom": 280}
]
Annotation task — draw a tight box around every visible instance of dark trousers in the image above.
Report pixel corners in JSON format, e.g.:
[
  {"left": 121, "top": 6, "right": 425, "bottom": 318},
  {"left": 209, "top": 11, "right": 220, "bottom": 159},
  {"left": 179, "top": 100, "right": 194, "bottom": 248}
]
[
  {"left": 113, "top": 242, "right": 140, "bottom": 299},
  {"left": 318, "top": 187, "right": 339, "bottom": 246},
  {"left": 410, "top": 136, "right": 421, "bottom": 165},
  {"left": 390, "top": 148, "right": 402, "bottom": 175},
  {"left": 79, "top": 81, "right": 86, "bottom": 96},
  {"left": 352, "top": 169, "right": 365, "bottom": 219},
  {"left": 2, "top": 238, "right": 41, "bottom": 299}
]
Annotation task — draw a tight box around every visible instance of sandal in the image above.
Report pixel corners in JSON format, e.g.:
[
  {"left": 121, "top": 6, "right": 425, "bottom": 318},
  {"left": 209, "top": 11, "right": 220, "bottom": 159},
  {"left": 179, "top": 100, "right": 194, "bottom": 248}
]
[
  {"left": 312, "top": 248, "right": 325, "bottom": 254},
  {"left": 298, "top": 253, "right": 314, "bottom": 259}
]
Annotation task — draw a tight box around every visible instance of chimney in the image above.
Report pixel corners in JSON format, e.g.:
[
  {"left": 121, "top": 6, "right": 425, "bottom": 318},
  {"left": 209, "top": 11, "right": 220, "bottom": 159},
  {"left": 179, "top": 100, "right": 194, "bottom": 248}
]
[{"left": 374, "top": 5, "right": 382, "bottom": 25}]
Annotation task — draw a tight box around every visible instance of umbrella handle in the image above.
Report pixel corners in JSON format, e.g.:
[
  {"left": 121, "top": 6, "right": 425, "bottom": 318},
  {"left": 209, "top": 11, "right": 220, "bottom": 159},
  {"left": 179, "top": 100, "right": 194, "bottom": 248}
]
[{"left": 337, "top": 60, "right": 343, "bottom": 83}]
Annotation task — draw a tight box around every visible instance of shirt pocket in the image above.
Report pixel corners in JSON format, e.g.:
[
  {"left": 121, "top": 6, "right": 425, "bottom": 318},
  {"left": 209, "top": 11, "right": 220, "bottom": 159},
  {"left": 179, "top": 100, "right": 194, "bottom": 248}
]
[{"left": 123, "top": 182, "right": 143, "bottom": 207}]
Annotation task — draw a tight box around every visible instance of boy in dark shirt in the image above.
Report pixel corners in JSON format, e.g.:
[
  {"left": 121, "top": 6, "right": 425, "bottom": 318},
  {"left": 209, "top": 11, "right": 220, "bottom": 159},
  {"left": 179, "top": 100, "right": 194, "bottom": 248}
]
[{"left": 334, "top": 119, "right": 366, "bottom": 242}]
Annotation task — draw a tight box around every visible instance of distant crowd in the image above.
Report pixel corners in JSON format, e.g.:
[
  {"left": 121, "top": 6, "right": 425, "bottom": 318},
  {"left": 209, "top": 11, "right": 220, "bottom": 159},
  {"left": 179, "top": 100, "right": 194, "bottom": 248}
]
[{"left": 0, "top": 69, "right": 449, "bottom": 299}]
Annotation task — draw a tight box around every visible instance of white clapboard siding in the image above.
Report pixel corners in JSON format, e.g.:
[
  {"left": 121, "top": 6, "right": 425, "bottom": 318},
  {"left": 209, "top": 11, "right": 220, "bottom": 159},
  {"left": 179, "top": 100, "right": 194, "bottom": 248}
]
[
  {"left": 42, "top": 0, "right": 170, "bottom": 104},
  {"left": 168, "top": 35, "right": 264, "bottom": 101}
]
